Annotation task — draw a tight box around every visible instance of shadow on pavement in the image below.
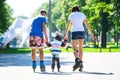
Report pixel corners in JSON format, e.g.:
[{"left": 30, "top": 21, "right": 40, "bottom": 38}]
[
  {"left": 34, "top": 70, "right": 113, "bottom": 76},
  {"left": 0, "top": 54, "right": 31, "bottom": 66},
  {"left": 80, "top": 71, "right": 114, "bottom": 75},
  {"left": 35, "top": 71, "right": 72, "bottom": 75},
  {"left": 0, "top": 54, "right": 74, "bottom": 67}
]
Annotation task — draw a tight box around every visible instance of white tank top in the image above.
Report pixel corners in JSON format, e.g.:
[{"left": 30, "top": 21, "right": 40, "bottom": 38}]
[{"left": 68, "top": 12, "right": 86, "bottom": 32}]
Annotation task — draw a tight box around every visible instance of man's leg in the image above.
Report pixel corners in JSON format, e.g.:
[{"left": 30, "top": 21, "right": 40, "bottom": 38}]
[
  {"left": 31, "top": 48, "right": 36, "bottom": 61},
  {"left": 31, "top": 48, "right": 37, "bottom": 72},
  {"left": 38, "top": 48, "right": 45, "bottom": 72}
]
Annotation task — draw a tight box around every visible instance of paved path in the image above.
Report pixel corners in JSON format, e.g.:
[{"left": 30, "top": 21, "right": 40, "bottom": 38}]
[{"left": 0, "top": 52, "right": 120, "bottom": 80}]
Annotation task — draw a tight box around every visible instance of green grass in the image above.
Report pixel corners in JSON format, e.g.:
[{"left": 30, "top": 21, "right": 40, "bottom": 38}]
[
  {"left": 87, "top": 42, "right": 120, "bottom": 48},
  {"left": 62, "top": 47, "right": 120, "bottom": 52},
  {"left": 0, "top": 48, "right": 31, "bottom": 54},
  {"left": 0, "top": 47, "right": 120, "bottom": 54},
  {"left": 83, "top": 47, "right": 120, "bottom": 52}
]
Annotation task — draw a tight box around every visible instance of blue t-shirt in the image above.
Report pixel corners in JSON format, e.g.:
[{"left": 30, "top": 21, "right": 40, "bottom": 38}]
[{"left": 30, "top": 16, "right": 46, "bottom": 37}]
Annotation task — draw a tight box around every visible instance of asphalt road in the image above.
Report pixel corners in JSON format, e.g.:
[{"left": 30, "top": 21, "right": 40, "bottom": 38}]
[{"left": 0, "top": 52, "right": 120, "bottom": 80}]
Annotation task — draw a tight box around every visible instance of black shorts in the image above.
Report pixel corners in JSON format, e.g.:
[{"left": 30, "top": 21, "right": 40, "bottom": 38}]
[{"left": 72, "top": 31, "right": 85, "bottom": 40}]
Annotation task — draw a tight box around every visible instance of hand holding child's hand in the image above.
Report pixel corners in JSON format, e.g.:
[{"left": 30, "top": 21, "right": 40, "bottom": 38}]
[{"left": 46, "top": 42, "right": 52, "bottom": 47}]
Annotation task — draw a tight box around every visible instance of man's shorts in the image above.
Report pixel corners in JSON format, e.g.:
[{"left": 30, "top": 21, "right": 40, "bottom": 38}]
[
  {"left": 72, "top": 31, "right": 85, "bottom": 40},
  {"left": 29, "top": 36, "right": 44, "bottom": 48}
]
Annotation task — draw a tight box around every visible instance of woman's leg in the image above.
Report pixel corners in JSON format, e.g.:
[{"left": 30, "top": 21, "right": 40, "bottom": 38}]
[
  {"left": 71, "top": 40, "right": 79, "bottom": 58},
  {"left": 78, "top": 39, "right": 84, "bottom": 61},
  {"left": 72, "top": 39, "right": 81, "bottom": 71},
  {"left": 78, "top": 39, "right": 84, "bottom": 71}
]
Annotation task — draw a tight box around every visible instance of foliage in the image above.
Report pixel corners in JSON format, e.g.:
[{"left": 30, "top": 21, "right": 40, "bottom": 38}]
[
  {"left": 0, "top": 0, "right": 119, "bottom": 49},
  {"left": 111, "top": 0, "right": 120, "bottom": 33},
  {"left": 0, "top": 1, "right": 13, "bottom": 34},
  {"left": 31, "top": 0, "right": 120, "bottom": 47}
]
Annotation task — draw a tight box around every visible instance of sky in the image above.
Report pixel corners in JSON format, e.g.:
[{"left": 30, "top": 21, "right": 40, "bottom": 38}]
[{"left": 6, "top": 0, "right": 48, "bottom": 18}]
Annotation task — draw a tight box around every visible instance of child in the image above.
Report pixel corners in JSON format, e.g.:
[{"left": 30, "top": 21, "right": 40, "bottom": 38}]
[{"left": 46, "top": 34, "right": 67, "bottom": 72}]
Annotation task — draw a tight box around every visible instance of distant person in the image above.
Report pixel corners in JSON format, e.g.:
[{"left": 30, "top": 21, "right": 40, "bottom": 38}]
[
  {"left": 29, "top": 9, "right": 48, "bottom": 72},
  {"left": 64, "top": 6, "right": 94, "bottom": 71},
  {"left": 46, "top": 33, "right": 67, "bottom": 72}
]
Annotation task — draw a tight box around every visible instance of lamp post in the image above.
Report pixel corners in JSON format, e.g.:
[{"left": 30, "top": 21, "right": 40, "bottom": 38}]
[{"left": 48, "top": 0, "right": 52, "bottom": 41}]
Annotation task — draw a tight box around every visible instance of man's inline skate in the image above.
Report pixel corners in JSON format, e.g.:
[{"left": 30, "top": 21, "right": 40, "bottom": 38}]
[
  {"left": 40, "top": 61, "right": 46, "bottom": 72},
  {"left": 32, "top": 61, "right": 37, "bottom": 72}
]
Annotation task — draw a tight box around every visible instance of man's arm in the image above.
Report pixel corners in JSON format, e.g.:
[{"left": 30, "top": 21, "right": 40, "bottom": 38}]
[{"left": 42, "top": 22, "right": 48, "bottom": 42}]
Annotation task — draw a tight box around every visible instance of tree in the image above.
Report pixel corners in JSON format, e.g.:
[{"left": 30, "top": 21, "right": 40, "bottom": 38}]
[
  {"left": 32, "top": 0, "right": 61, "bottom": 33},
  {"left": 31, "top": 0, "right": 119, "bottom": 48},
  {"left": 111, "top": 0, "right": 120, "bottom": 47},
  {"left": 0, "top": 1, "right": 13, "bottom": 34},
  {"left": 99, "top": 0, "right": 111, "bottom": 48},
  {"left": 84, "top": 0, "right": 112, "bottom": 48}
]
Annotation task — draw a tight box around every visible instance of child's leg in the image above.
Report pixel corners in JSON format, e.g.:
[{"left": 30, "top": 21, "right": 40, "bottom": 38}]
[
  {"left": 51, "top": 55, "right": 55, "bottom": 72},
  {"left": 56, "top": 58, "right": 60, "bottom": 72}
]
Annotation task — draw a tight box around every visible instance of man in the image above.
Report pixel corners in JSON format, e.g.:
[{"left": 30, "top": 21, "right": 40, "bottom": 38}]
[{"left": 29, "top": 9, "right": 48, "bottom": 72}]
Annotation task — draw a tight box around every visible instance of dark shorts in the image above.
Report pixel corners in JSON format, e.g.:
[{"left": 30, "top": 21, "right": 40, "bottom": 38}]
[
  {"left": 29, "top": 36, "right": 44, "bottom": 48},
  {"left": 72, "top": 31, "right": 85, "bottom": 40}
]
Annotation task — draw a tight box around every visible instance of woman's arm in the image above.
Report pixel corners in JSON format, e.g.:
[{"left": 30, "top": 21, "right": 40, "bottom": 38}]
[
  {"left": 64, "top": 20, "right": 71, "bottom": 40},
  {"left": 83, "top": 19, "right": 94, "bottom": 40}
]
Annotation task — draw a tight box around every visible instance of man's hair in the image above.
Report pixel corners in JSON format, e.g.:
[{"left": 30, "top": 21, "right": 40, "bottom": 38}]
[
  {"left": 72, "top": 6, "right": 80, "bottom": 12},
  {"left": 40, "top": 9, "right": 47, "bottom": 14}
]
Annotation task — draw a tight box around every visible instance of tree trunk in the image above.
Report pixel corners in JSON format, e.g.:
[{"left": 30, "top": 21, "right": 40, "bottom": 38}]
[
  {"left": 101, "top": 31, "right": 107, "bottom": 48},
  {"left": 101, "top": 12, "right": 109, "bottom": 48}
]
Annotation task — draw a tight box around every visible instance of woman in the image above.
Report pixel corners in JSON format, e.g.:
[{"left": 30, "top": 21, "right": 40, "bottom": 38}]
[{"left": 64, "top": 6, "right": 94, "bottom": 71}]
